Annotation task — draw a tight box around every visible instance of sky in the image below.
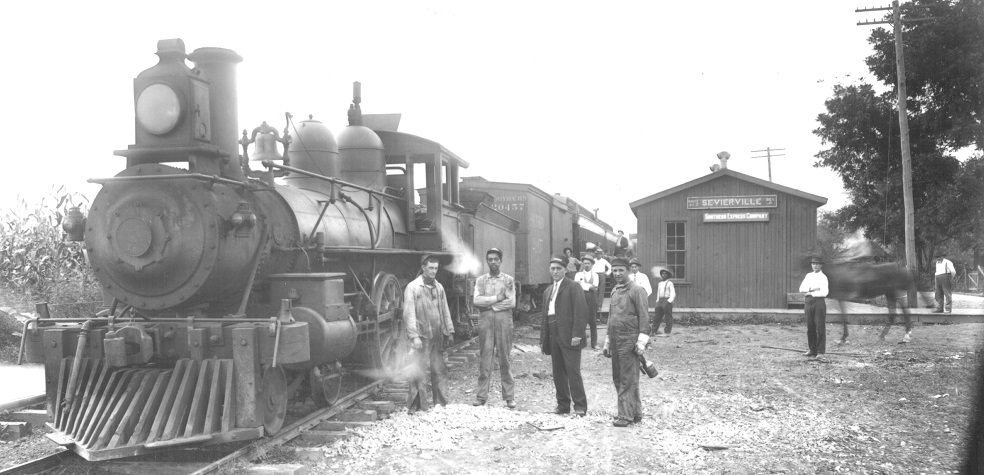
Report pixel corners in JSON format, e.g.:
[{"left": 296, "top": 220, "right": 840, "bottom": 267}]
[{"left": 1, "top": 1, "right": 884, "bottom": 233}]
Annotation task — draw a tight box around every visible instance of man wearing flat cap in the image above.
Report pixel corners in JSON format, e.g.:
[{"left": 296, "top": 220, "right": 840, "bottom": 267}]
[
  {"left": 404, "top": 254, "right": 456, "bottom": 413},
  {"left": 574, "top": 254, "right": 600, "bottom": 349},
  {"left": 472, "top": 248, "right": 517, "bottom": 408},
  {"left": 540, "top": 253, "right": 589, "bottom": 416},
  {"left": 933, "top": 252, "right": 955, "bottom": 313},
  {"left": 604, "top": 257, "right": 652, "bottom": 426},
  {"left": 798, "top": 256, "right": 829, "bottom": 357}
]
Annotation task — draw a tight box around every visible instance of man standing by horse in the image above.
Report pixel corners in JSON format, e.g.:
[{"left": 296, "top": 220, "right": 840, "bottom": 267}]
[
  {"left": 934, "top": 252, "right": 956, "bottom": 314},
  {"left": 799, "top": 256, "right": 829, "bottom": 357}
]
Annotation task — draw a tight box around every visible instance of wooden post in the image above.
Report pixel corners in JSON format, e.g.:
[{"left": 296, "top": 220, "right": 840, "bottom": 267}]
[{"left": 893, "top": 0, "right": 919, "bottom": 304}]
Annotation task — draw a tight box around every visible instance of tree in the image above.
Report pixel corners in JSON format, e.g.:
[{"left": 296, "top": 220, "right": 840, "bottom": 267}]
[
  {"left": 865, "top": 0, "right": 984, "bottom": 152},
  {"left": 812, "top": 0, "right": 984, "bottom": 275}
]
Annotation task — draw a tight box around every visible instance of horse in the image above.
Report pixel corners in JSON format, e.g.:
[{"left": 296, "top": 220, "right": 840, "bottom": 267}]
[{"left": 818, "top": 260, "right": 916, "bottom": 344}]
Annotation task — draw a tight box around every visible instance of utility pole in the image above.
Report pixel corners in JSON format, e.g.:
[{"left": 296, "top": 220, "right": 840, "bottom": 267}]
[
  {"left": 750, "top": 147, "right": 785, "bottom": 182},
  {"left": 856, "top": 1, "right": 935, "bottom": 304}
]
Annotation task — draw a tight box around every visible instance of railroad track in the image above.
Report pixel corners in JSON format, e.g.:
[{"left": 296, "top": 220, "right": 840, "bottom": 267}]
[{"left": 1, "top": 337, "right": 480, "bottom": 475}]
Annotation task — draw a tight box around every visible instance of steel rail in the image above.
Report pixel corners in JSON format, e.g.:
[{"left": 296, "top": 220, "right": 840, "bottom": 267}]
[
  {"left": 0, "top": 448, "right": 76, "bottom": 475},
  {"left": 190, "top": 379, "right": 385, "bottom": 475},
  {"left": 193, "top": 336, "right": 477, "bottom": 474}
]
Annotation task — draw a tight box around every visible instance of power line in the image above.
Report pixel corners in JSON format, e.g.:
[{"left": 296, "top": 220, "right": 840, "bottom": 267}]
[
  {"left": 750, "top": 147, "right": 785, "bottom": 182},
  {"left": 855, "top": 1, "right": 937, "bottom": 304}
]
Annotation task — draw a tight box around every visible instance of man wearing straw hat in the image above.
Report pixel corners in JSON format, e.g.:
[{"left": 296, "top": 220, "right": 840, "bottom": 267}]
[
  {"left": 652, "top": 268, "right": 675, "bottom": 337},
  {"left": 799, "top": 256, "right": 829, "bottom": 357}
]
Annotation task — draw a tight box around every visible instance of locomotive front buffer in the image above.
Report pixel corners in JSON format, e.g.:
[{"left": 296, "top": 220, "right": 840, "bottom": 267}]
[{"left": 22, "top": 308, "right": 313, "bottom": 461}]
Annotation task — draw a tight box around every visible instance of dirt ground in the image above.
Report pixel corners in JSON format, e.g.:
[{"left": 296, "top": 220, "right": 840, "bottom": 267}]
[
  {"left": 1, "top": 296, "right": 982, "bottom": 473},
  {"left": 310, "top": 321, "right": 983, "bottom": 474}
]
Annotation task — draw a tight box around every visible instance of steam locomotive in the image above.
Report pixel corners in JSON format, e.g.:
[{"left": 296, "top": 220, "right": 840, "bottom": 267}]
[
  {"left": 20, "top": 38, "right": 512, "bottom": 461},
  {"left": 20, "top": 38, "right": 623, "bottom": 462}
]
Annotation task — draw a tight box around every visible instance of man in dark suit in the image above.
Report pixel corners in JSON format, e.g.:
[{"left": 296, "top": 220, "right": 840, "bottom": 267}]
[
  {"left": 614, "top": 230, "right": 629, "bottom": 257},
  {"left": 540, "top": 254, "right": 589, "bottom": 416}
]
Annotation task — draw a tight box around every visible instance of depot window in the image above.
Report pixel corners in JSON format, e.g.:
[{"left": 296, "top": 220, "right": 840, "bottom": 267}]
[{"left": 666, "top": 221, "right": 685, "bottom": 279}]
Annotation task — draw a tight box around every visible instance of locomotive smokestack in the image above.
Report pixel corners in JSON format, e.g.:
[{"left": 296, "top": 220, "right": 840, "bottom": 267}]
[{"left": 188, "top": 47, "right": 245, "bottom": 181}]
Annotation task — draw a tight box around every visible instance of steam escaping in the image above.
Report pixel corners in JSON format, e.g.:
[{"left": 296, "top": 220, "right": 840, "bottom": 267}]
[
  {"left": 440, "top": 228, "right": 483, "bottom": 276},
  {"left": 354, "top": 348, "right": 424, "bottom": 382}
]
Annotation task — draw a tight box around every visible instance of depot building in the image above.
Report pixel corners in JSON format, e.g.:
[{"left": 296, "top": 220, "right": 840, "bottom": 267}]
[{"left": 629, "top": 160, "right": 827, "bottom": 309}]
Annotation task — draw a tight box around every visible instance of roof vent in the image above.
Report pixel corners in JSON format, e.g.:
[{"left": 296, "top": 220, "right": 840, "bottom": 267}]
[{"left": 716, "top": 151, "right": 731, "bottom": 170}]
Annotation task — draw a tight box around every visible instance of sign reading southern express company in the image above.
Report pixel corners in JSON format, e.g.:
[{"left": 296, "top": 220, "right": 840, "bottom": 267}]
[
  {"left": 702, "top": 211, "right": 770, "bottom": 223},
  {"left": 686, "top": 195, "right": 777, "bottom": 209}
]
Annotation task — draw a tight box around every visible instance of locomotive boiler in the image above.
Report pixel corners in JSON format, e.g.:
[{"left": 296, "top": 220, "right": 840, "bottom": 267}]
[{"left": 22, "top": 38, "right": 481, "bottom": 461}]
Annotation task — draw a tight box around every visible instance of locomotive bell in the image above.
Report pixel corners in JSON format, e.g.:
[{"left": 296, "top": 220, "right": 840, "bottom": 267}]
[{"left": 250, "top": 128, "right": 283, "bottom": 162}]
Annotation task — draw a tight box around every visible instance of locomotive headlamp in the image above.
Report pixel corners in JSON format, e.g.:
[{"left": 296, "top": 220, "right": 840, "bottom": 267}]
[{"left": 136, "top": 83, "right": 182, "bottom": 135}]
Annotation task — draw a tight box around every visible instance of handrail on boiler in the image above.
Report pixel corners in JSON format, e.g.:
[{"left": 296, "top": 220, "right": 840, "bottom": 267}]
[{"left": 260, "top": 161, "right": 406, "bottom": 202}]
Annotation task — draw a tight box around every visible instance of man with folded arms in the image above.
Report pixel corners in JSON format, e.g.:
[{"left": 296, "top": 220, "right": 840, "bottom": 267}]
[{"left": 472, "top": 248, "right": 517, "bottom": 409}]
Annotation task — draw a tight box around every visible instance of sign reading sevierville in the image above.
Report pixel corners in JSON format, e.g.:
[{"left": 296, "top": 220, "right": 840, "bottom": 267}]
[{"left": 686, "top": 195, "right": 778, "bottom": 209}]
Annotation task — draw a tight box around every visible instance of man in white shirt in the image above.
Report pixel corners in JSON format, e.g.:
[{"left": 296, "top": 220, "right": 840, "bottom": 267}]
[
  {"left": 627, "top": 258, "right": 652, "bottom": 297},
  {"left": 653, "top": 268, "right": 675, "bottom": 336},
  {"left": 798, "top": 256, "right": 829, "bottom": 357},
  {"left": 574, "top": 255, "right": 600, "bottom": 349},
  {"left": 592, "top": 248, "right": 612, "bottom": 310},
  {"left": 614, "top": 231, "right": 629, "bottom": 257},
  {"left": 933, "top": 252, "right": 956, "bottom": 314}
]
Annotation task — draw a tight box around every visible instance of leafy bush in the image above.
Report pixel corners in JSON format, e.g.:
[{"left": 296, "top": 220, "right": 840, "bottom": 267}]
[{"left": 0, "top": 187, "right": 101, "bottom": 306}]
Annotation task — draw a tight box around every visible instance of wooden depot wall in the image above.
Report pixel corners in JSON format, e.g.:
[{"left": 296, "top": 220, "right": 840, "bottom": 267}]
[{"left": 633, "top": 173, "right": 823, "bottom": 309}]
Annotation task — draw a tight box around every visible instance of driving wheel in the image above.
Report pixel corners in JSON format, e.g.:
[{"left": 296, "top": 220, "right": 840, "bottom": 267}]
[
  {"left": 371, "top": 273, "right": 410, "bottom": 376},
  {"left": 261, "top": 365, "right": 287, "bottom": 434},
  {"left": 310, "top": 362, "right": 343, "bottom": 407}
]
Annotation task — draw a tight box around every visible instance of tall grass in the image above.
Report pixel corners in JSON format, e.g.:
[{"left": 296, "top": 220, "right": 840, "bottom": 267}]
[{"left": 0, "top": 187, "right": 101, "bottom": 307}]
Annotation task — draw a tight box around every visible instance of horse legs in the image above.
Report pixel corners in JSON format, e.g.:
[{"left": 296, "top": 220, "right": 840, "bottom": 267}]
[
  {"left": 879, "top": 294, "right": 894, "bottom": 341},
  {"left": 899, "top": 295, "right": 912, "bottom": 343},
  {"left": 881, "top": 293, "right": 911, "bottom": 342}
]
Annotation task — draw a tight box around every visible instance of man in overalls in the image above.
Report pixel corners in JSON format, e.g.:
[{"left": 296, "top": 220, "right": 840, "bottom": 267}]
[{"left": 603, "top": 257, "right": 652, "bottom": 427}]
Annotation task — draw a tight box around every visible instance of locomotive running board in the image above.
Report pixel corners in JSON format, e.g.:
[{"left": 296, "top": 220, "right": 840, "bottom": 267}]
[{"left": 47, "top": 357, "right": 263, "bottom": 461}]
